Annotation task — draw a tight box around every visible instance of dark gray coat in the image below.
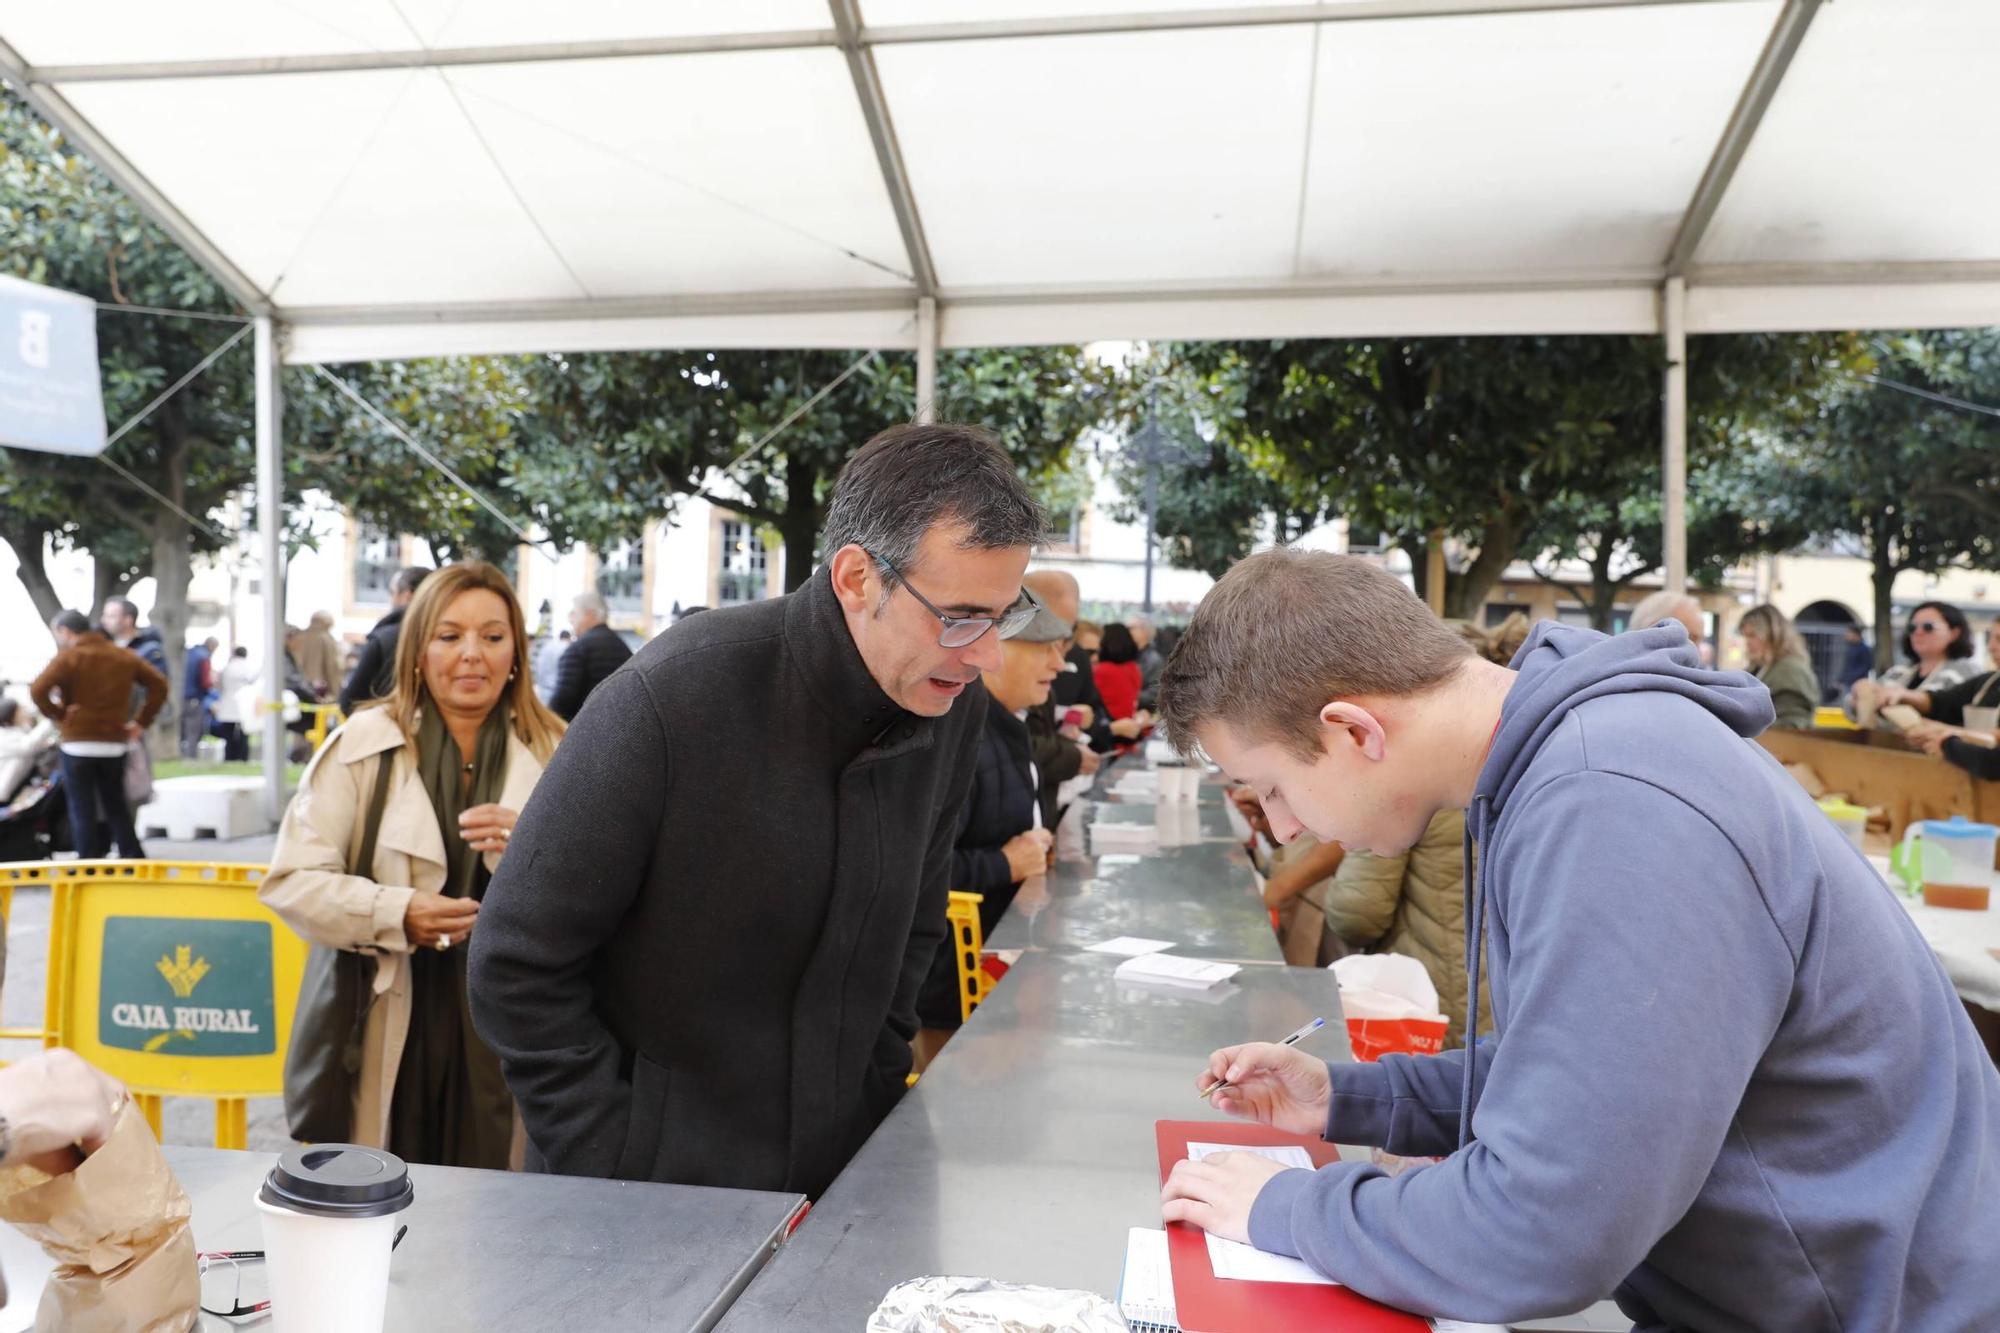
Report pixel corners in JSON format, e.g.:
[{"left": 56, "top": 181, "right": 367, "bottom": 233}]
[
  {"left": 548, "top": 622, "right": 634, "bottom": 721},
  {"left": 469, "top": 568, "right": 984, "bottom": 1198}
]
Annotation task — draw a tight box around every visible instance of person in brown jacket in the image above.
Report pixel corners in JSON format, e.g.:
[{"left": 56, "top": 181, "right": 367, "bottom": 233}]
[
  {"left": 295, "top": 611, "right": 345, "bottom": 698},
  {"left": 30, "top": 610, "right": 167, "bottom": 859}
]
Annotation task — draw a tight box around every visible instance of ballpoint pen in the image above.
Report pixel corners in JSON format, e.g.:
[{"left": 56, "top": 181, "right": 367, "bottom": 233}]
[{"left": 1198, "top": 1016, "right": 1325, "bottom": 1100}]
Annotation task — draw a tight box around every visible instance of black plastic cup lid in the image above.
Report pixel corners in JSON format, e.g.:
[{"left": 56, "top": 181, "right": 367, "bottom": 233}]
[{"left": 260, "top": 1144, "right": 414, "bottom": 1220}]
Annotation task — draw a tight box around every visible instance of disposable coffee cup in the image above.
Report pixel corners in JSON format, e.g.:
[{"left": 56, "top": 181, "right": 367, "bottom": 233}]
[
  {"left": 256, "top": 1144, "right": 415, "bottom": 1333},
  {"left": 1964, "top": 705, "right": 2000, "bottom": 736}
]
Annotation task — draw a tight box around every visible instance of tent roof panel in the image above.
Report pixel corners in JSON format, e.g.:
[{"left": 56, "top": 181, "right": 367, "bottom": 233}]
[
  {"left": 876, "top": 27, "right": 1318, "bottom": 289},
  {"left": 4, "top": 0, "right": 833, "bottom": 65},
  {"left": 4, "top": 2, "right": 421, "bottom": 64},
  {"left": 1697, "top": 0, "right": 2000, "bottom": 268},
  {"left": 10, "top": 0, "right": 2000, "bottom": 356},
  {"left": 440, "top": 53, "right": 913, "bottom": 295},
  {"left": 1298, "top": 3, "right": 1780, "bottom": 277}
]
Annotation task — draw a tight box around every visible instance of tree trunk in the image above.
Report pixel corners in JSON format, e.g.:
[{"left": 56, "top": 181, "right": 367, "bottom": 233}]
[
  {"left": 141, "top": 423, "right": 194, "bottom": 761},
  {"left": 1586, "top": 543, "right": 1622, "bottom": 632},
  {"left": 778, "top": 506, "right": 821, "bottom": 593},
  {"left": 1445, "top": 514, "right": 1523, "bottom": 621},
  {"left": 1870, "top": 516, "right": 1897, "bottom": 674},
  {"left": 777, "top": 455, "right": 821, "bottom": 593},
  {"left": 0, "top": 517, "right": 65, "bottom": 624},
  {"left": 92, "top": 559, "right": 137, "bottom": 620},
  {"left": 148, "top": 520, "right": 193, "bottom": 762}
]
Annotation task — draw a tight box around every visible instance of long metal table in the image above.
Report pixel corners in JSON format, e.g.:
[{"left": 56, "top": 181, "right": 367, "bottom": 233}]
[
  {"left": 990, "top": 834, "right": 1281, "bottom": 962},
  {"left": 986, "top": 762, "right": 1283, "bottom": 962},
  {"left": 713, "top": 949, "right": 1344, "bottom": 1329},
  {"left": 0, "top": 1146, "right": 806, "bottom": 1333}
]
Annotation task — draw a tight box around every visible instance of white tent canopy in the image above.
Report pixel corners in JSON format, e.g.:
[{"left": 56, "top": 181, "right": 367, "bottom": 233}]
[
  {"left": 4, "top": 0, "right": 1997, "bottom": 362},
  {"left": 3, "top": 0, "right": 1995, "bottom": 813}
]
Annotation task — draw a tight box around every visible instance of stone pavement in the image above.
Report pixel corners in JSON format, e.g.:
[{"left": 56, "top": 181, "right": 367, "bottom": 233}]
[{"left": 3, "top": 833, "right": 291, "bottom": 1151}]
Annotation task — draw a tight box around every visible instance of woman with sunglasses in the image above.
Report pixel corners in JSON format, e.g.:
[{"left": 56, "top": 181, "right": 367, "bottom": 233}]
[{"left": 1850, "top": 600, "right": 1981, "bottom": 726}]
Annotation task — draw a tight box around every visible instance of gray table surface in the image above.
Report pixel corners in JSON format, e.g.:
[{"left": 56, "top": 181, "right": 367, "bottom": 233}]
[
  {"left": 122, "top": 1147, "right": 800, "bottom": 1332},
  {"left": 987, "top": 833, "right": 1282, "bottom": 962},
  {"left": 714, "top": 949, "right": 1345, "bottom": 1330},
  {"left": 987, "top": 765, "right": 1282, "bottom": 962}
]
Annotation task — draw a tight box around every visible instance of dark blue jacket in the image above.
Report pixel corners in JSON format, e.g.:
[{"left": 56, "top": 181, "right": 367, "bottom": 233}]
[{"left": 548, "top": 623, "right": 633, "bottom": 722}]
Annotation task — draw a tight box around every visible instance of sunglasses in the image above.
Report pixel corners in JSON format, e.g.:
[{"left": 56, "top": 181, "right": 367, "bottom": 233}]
[
  {"left": 868, "top": 550, "right": 1042, "bottom": 649},
  {"left": 1912, "top": 620, "right": 1947, "bottom": 633}
]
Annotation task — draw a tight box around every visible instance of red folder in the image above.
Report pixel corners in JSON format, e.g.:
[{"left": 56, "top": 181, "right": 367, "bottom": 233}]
[{"left": 1156, "top": 1120, "right": 1429, "bottom": 1332}]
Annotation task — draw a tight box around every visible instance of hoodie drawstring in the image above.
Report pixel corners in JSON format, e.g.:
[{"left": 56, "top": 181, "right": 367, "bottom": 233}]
[{"left": 1459, "top": 794, "right": 1492, "bottom": 1151}]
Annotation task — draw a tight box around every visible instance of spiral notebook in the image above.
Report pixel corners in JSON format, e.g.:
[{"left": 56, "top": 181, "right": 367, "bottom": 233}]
[
  {"left": 1119, "top": 1228, "right": 1181, "bottom": 1332},
  {"left": 1120, "top": 1226, "right": 1506, "bottom": 1333}
]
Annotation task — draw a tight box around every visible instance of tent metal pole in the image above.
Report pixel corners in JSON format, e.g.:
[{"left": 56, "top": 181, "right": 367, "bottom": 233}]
[
  {"left": 1664, "top": 0, "right": 1821, "bottom": 276},
  {"left": 27, "top": 1, "right": 1757, "bottom": 81},
  {"left": 915, "top": 298, "right": 939, "bottom": 424},
  {"left": 1662, "top": 277, "right": 1688, "bottom": 594},
  {"left": 255, "top": 318, "right": 288, "bottom": 822}
]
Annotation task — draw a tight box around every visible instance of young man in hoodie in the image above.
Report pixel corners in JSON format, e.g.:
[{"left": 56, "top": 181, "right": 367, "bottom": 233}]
[{"left": 1156, "top": 549, "right": 2000, "bottom": 1331}]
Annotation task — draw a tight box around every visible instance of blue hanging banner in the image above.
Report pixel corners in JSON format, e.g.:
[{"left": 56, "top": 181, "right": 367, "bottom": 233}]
[{"left": 0, "top": 273, "right": 107, "bottom": 457}]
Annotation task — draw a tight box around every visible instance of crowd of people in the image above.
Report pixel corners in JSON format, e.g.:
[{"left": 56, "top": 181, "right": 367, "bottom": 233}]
[{"left": 3, "top": 420, "right": 1997, "bottom": 1329}]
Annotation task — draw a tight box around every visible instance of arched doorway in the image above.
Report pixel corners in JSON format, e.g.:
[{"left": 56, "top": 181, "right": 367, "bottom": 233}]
[{"left": 1795, "top": 600, "right": 1864, "bottom": 701}]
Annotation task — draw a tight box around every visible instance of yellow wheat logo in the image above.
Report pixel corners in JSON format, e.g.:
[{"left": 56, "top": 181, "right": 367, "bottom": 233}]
[{"left": 155, "top": 946, "right": 211, "bottom": 999}]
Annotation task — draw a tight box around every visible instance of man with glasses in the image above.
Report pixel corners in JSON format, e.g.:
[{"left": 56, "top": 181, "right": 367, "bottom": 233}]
[{"left": 472, "top": 423, "right": 1046, "bottom": 1197}]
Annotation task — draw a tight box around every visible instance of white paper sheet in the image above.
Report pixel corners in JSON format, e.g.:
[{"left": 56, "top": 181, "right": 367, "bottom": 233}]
[
  {"left": 1183, "top": 1143, "right": 1336, "bottom": 1286},
  {"left": 1114, "top": 953, "right": 1240, "bottom": 989},
  {"left": 1087, "top": 936, "right": 1176, "bottom": 956}
]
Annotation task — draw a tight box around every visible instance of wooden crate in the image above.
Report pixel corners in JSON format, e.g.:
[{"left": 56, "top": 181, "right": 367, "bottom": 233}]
[{"left": 1759, "top": 728, "right": 2000, "bottom": 852}]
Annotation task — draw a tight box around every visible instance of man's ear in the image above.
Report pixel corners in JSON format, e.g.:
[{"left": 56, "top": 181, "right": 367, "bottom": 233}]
[
  {"left": 1319, "top": 700, "right": 1388, "bottom": 763},
  {"left": 828, "top": 545, "right": 876, "bottom": 616}
]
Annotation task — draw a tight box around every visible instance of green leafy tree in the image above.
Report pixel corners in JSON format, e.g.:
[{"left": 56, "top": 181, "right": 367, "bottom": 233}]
[
  {"left": 287, "top": 356, "right": 548, "bottom": 564},
  {"left": 1160, "top": 333, "right": 1858, "bottom": 622},
  {"left": 1, "top": 87, "right": 254, "bottom": 738},
  {"left": 1097, "top": 350, "right": 1327, "bottom": 579},
  {"left": 1523, "top": 333, "right": 1862, "bottom": 627},
  {"left": 1755, "top": 330, "right": 2000, "bottom": 664},
  {"left": 518, "top": 346, "right": 1111, "bottom": 591}
]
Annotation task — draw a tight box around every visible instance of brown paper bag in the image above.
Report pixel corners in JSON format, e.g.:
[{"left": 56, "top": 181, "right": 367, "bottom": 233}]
[{"left": 0, "top": 1101, "right": 199, "bottom": 1332}]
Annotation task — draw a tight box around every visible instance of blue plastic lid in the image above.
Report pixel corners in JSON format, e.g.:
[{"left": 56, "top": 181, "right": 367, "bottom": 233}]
[{"left": 1917, "top": 816, "right": 1998, "bottom": 839}]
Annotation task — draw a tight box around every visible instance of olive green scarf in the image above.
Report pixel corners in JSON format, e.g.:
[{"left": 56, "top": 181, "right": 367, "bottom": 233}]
[{"left": 415, "top": 700, "right": 511, "bottom": 900}]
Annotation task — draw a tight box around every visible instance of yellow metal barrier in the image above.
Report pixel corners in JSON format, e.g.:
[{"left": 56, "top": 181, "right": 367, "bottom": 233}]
[
  {"left": 4, "top": 860, "right": 299, "bottom": 1150},
  {"left": 0, "top": 876, "right": 39, "bottom": 1042},
  {"left": 946, "top": 890, "right": 993, "bottom": 1024},
  {"left": 300, "top": 703, "right": 344, "bottom": 753}
]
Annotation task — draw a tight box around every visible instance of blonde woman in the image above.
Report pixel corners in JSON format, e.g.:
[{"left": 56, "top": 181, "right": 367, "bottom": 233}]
[
  {"left": 263, "top": 562, "right": 564, "bottom": 1167},
  {"left": 1737, "top": 604, "right": 1820, "bottom": 730}
]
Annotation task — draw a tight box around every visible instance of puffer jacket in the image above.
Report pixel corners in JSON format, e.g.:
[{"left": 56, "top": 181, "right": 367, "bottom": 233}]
[
  {"left": 917, "top": 694, "right": 1039, "bottom": 1029},
  {"left": 1318, "top": 808, "right": 1491, "bottom": 1048}
]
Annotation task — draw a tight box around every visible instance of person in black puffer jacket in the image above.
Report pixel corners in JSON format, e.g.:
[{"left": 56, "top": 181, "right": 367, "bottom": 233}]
[{"left": 914, "top": 597, "right": 1075, "bottom": 1050}]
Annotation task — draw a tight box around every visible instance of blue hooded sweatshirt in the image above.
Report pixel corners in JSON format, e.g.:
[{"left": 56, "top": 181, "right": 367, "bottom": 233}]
[{"left": 1246, "top": 622, "right": 2000, "bottom": 1330}]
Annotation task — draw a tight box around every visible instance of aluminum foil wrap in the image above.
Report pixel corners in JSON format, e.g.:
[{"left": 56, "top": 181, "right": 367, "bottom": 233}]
[{"left": 866, "top": 1274, "right": 1131, "bottom": 1333}]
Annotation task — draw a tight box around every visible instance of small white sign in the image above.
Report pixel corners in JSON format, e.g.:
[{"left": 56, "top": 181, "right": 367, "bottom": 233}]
[{"left": 0, "top": 275, "right": 107, "bottom": 456}]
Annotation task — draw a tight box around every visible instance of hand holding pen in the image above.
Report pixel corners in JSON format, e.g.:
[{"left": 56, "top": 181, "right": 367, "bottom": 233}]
[{"left": 1194, "top": 1019, "right": 1333, "bottom": 1138}]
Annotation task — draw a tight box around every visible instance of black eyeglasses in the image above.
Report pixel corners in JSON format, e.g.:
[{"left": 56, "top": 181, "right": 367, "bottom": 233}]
[{"left": 868, "top": 551, "right": 1042, "bottom": 648}]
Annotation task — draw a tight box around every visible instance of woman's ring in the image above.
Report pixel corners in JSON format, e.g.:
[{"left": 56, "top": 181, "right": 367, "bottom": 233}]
[{"left": 436, "top": 934, "right": 452, "bottom": 952}]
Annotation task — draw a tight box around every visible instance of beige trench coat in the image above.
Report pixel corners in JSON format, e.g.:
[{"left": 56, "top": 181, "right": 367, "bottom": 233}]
[{"left": 260, "top": 707, "right": 544, "bottom": 1149}]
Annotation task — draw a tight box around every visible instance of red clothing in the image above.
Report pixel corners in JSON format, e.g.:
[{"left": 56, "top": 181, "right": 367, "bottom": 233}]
[{"left": 1093, "top": 660, "right": 1144, "bottom": 721}]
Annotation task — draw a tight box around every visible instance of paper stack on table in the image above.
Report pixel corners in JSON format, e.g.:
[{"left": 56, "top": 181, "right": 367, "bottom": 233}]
[
  {"left": 1114, "top": 953, "right": 1241, "bottom": 991},
  {"left": 1087, "top": 936, "right": 1176, "bottom": 956},
  {"left": 1091, "top": 821, "right": 1160, "bottom": 854},
  {"left": 1111, "top": 770, "right": 1160, "bottom": 799}
]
